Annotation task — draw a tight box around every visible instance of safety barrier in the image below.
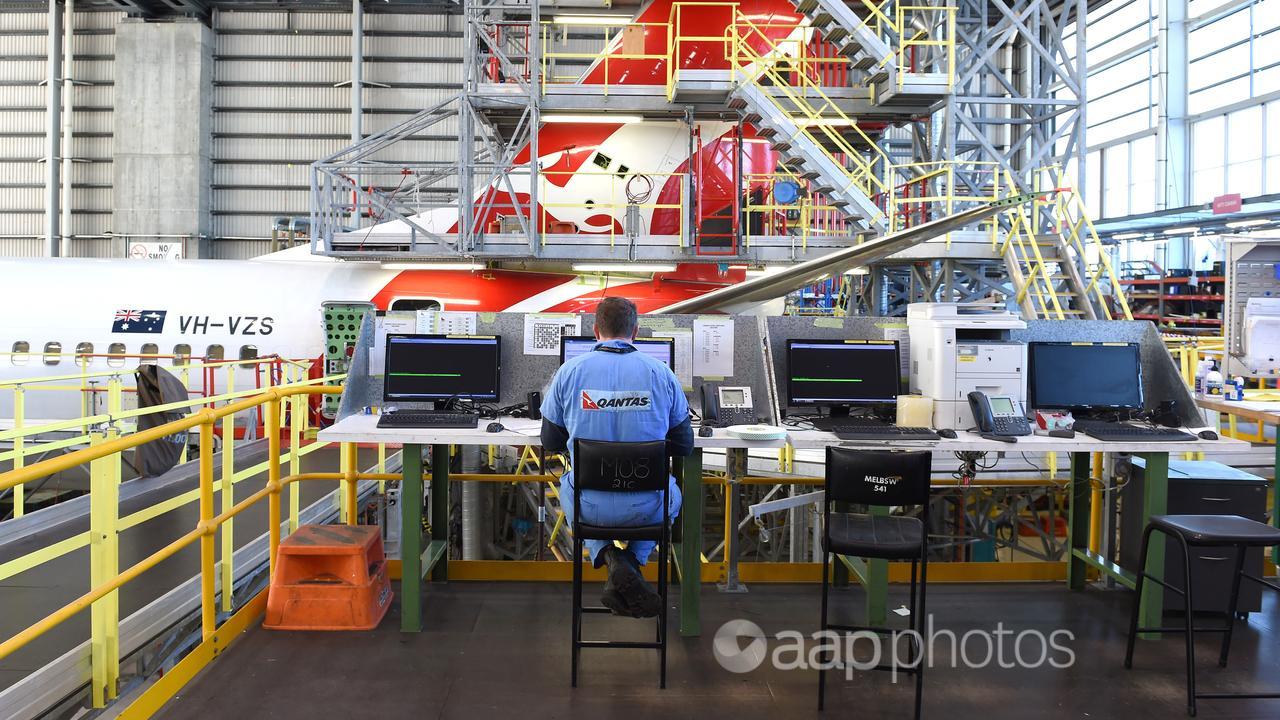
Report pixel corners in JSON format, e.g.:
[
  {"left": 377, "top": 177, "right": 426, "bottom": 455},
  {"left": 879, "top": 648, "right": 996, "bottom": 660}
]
[
  {"left": 0, "top": 355, "right": 315, "bottom": 520},
  {"left": 0, "top": 379, "right": 364, "bottom": 709}
]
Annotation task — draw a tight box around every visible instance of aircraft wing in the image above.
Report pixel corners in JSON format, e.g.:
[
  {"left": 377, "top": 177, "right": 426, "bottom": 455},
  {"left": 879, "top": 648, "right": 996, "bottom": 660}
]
[{"left": 652, "top": 194, "right": 1034, "bottom": 315}]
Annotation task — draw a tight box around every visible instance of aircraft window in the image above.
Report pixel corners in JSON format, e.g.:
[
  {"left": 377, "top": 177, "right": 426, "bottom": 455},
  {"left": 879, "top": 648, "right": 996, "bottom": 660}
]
[
  {"left": 44, "top": 341, "right": 62, "bottom": 366},
  {"left": 76, "top": 342, "right": 94, "bottom": 366},
  {"left": 389, "top": 298, "right": 441, "bottom": 312},
  {"left": 206, "top": 344, "right": 224, "bottom": 361},
  {"left": 173, "top": 344, "right": 191, "bottom": 365},
  {"left": 107, "top": 342, "right": 127, "bottom": 368},
  {"left": 12, "top": 341, "right": 30, "bottom": 365},
  {"left": 140, "top": 342, "right": 159, "bottom": 365},
  {"left": 239, "top": 345, "right": 259, "bottom": 366}
]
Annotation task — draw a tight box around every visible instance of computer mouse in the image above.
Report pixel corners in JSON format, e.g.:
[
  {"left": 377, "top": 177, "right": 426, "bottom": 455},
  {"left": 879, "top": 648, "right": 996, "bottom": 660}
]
[
  {"left": 698, "top": 425, "right": 714, "bottom": 437},
  {"left": 938, "top": 428, "right": 958, "bottom": 439},
  {"left": 1198, "top": 429, "right": 1218, "bottom": 441},
  {"left": 485, "top": 422, "right": 505, "bottom": 433}
]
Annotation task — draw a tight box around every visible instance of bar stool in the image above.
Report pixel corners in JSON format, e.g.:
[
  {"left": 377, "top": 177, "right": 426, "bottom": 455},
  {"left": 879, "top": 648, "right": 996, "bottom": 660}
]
[
  {"left": 570, "top": 438, "right": 672, "bottom": 688},
  {"left": 819, "top": 448, "right": 933, "bottom": 717},
  {"left": 1124, "top": 514, "right": 1280, "bottom": 716}
]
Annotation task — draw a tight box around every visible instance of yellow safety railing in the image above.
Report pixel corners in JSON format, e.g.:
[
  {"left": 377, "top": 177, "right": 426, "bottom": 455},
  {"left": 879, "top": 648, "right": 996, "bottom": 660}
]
[
  {"left": 0, "top": 380, "right": 383, "bottom": 709},
  {"left": 891, "top": 5, "right": 956, "bottom": 89},
  {"left": 742, "top": 165, "right": 849, "bottom": 249},
  {"left": 730, "top": 16, "right": 891, "bottom": 218},
  {"left": 664, "top": 1, "right": 739, "bottom": 101},
  {"left": 999, "top": 188, "right": 1072, "bottom": 319},
  {"left": 540, "top": 18, "right": 671, "bottom": 95},
  {"left": 536, "top": 169, "right": 686, "bottom": 246},
  {"left": 0, "top": 355, "right": 316, "bottom": 520},
  {"left": 1034, "top": 166, "right": 1133, "bottom": 321},
  {"left": 995, "top": 167, "right": 1133, "bottom": 321},
  {"left": 886, "top": 160, "right": 1004, "bottom": 245}
]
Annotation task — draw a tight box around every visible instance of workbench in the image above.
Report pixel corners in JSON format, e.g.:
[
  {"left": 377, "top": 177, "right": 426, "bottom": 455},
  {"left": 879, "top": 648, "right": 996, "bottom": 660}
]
[
  {"left": 1196, "top": 395, "right": 1280, "bottom": 563},
  {"left": 319, "top": 415, "right": 1250, "bottom": 638}
]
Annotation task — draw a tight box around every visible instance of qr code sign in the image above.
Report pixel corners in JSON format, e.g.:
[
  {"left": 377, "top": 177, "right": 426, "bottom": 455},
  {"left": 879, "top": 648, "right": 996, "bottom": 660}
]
[{"left": 533, "top": 322, "right": 565, "bottom": 351}]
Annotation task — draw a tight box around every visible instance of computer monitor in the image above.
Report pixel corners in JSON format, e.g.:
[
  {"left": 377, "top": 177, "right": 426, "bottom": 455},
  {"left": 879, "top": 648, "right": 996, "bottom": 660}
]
[
  {"left": 559, "top": 336, "right": 676, "bottom": 368},
  {"left": 1028, "top": 341, "right": 1143, "bottom": 411},
  {"left": 383, "top": 334, "right": 502, "bottom": 404},
  {"left": 786, "top": 339, "right": 900, "bottom": 413}
]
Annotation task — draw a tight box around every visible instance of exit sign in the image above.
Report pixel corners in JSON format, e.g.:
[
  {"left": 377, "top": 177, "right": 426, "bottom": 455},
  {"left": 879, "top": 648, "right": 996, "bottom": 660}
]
[{"left": 1212, "top": 193, "right": 1242, "bottom": 214}]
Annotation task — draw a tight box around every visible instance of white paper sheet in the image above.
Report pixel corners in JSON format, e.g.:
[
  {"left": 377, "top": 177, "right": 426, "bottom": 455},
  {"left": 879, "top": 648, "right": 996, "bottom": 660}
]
[
  {"left": 693, "top": 316, "right": 734, "bottom": 377},
  {"left": 523, "top": 313, "right": 582, "bottom": 355},
  {"left": 415, "top": 309, "right": 478, "bottom": 335},
  {"left": 370, "top": 311, "right": 417, "bottom": 376},
  {"left": 653, "top": 329, "right": 694, "bottom": 390}
]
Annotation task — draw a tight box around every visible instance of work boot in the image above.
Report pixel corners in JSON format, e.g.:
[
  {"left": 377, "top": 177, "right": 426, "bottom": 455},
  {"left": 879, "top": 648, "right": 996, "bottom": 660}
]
[{"left": 600, "top": 546, "right": 661, "bottom": 618}]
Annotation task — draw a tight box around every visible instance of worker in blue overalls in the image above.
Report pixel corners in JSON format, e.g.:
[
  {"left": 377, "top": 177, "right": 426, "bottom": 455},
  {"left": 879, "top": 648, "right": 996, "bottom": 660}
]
[{"left": 540, "top": 297, "right": 693, "bottom": 617}]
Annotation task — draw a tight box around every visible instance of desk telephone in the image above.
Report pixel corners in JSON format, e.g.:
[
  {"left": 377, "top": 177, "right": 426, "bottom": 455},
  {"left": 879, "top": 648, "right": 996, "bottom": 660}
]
[
  {"left": 968, "top": 392, "right": 1032, "bottom": 437},
  {"left": 700, "top": 384, "right": 755, "bottom": 427}
]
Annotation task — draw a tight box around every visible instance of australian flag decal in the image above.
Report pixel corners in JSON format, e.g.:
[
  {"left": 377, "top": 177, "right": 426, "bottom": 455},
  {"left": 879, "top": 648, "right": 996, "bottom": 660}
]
[{"left": 112, "top": 309, "right": 167, "bottom": 334}]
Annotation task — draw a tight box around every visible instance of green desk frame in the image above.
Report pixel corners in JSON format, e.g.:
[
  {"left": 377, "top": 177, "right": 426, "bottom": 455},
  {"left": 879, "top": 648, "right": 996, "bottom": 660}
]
[{"left": 1067, "top": 451, "right": 1171, "bottom": 638}]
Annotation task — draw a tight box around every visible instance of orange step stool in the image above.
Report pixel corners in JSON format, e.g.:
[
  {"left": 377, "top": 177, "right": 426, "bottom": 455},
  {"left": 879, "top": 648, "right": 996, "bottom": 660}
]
[{"left": 264, "top": 524, "right": 392, "bottom": 631}]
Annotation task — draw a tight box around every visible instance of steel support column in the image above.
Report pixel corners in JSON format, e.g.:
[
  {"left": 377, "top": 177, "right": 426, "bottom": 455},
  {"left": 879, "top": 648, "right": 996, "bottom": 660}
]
[
  {"left": 60, "top": 0, "right": 73, "bottom": 257},
  {"left": 45, "top": 0, "right": 62, "bottom": 257},
  {"left": 351, "top": 0, "right": 362, "bottom": 145}
]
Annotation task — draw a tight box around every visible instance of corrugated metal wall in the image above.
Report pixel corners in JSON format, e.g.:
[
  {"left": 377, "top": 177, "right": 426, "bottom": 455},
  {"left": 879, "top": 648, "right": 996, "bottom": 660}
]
[
  {"left": 0, "top": 10, "right": 119, "bottom": 255},
  {"left": 211, "top": 9, "right": 463, "bottom": 254},
  {"left": 0, "top": 8, "right": 463, "bottom": 259}
]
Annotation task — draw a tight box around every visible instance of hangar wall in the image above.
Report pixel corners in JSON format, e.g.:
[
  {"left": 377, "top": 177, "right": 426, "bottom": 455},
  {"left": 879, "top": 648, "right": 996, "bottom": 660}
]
[{"left": 0, "top": 8, "right": 476, "bottom": 259}]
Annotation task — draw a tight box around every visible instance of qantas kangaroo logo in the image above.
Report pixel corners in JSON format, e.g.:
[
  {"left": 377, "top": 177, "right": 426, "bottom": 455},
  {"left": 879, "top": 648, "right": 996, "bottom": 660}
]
[{"left": 582, "top": 390, "right": 652, "bottom": 411}]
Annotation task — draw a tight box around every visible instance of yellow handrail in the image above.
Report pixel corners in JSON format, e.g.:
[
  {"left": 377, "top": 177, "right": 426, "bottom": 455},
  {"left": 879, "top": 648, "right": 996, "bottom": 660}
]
[{"left": 0, "top": 383, "right": 352, "bottom": 708}]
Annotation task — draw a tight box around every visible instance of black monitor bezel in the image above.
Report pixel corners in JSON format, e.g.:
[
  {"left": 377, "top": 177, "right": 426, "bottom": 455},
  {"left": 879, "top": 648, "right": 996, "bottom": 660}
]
[
  {"left": 557, "top": 335, "right": 677, "bottom": 368},
  {"left": 1027, "top": 341, "right": 1144, "bottom": 411},
  {"left": 785, "top": 338, "right": 901, "bottom": 409},
  {"left": 382, "top": 333, "right": 502, "bottom": 402}
]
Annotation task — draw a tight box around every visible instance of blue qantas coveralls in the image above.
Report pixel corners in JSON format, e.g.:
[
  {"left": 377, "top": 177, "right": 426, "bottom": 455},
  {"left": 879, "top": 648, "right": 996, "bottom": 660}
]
[{"left": 540, "top": 339, "right": 693, "bottom": 566}]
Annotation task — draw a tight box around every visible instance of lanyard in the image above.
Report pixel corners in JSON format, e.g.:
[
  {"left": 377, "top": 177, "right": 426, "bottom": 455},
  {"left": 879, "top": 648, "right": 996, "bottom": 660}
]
[{"left": 593, "top": 342, "right": 637, "bottom": 355}]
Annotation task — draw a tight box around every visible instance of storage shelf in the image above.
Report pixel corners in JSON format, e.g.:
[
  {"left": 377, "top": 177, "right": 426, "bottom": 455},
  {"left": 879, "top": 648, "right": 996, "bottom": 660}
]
[
  {"left": 1163, "top": 295, "right": 1225, "bottom": 301},
  {"left": 1121, "top": 276, "right": 1225, "bottom": 285}
]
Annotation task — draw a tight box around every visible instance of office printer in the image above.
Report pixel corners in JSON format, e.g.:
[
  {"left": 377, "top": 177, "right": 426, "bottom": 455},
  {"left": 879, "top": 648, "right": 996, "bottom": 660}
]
[{"left": 908, "top": 303, "right": 1028, "bottom": 430}]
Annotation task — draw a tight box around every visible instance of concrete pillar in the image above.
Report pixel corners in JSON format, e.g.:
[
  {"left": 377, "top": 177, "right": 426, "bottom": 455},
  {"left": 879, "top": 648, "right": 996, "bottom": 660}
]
[{"left": 112, "top": 18, "right": 214, "bottom": 258}]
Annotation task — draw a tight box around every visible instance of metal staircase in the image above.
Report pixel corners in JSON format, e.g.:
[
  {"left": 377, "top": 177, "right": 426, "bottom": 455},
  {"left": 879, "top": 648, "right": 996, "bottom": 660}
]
[
  {"left": 727, "top": 21, "right": 890, "bottom": 232},
  {"left": 731, "top": 83, "right": 887, "bottom": 230},
  {"left": 793, "top": 0, "right": 894, "bottom": 77},
  {"left": 999, "top": 174, "right": 1132, "bottom": 321}
]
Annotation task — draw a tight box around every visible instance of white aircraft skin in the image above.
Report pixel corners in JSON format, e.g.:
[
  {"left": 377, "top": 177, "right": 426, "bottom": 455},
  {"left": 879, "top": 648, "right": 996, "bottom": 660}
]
[{"left": 0, "top": 247, "right": 739, "bottom": 424}]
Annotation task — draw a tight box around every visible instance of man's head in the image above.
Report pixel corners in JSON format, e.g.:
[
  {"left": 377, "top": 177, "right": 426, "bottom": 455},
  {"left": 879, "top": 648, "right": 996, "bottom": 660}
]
[{"left": 593, "top": 297, "right": 639, "bottom": 341}]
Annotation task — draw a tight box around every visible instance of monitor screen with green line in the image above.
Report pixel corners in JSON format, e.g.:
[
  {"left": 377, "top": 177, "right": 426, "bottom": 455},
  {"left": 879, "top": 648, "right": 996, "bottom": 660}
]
[
  {"left": 383, "top": 334, "right": 502, "bottom": 402},
  {"left": 785, "top": 339, "right": 900, "bottom": 409}
]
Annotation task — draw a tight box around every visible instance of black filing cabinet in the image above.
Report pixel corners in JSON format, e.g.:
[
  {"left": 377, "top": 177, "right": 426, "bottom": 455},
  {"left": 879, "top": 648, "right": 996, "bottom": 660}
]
[{"left": 1119, "top": 459, "right": 1268, "bottom": 614}]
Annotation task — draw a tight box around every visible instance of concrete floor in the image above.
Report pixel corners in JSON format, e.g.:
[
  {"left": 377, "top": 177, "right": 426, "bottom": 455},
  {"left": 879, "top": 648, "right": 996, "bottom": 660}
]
[{"left": 154, "top": 581, "right": 1280, "bottom": 719}]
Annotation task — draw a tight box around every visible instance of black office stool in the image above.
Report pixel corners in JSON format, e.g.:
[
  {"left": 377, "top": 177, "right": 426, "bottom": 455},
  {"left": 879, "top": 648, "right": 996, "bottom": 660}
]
[
  {"left": 819, "top": 448, "right": 932, "bottom": 717},
  {"left": 570, "top": 438, "right": 672, "bottom": 688},
  {"left": 1124, "top": 514, "right": 1280, "bottom": 716}
]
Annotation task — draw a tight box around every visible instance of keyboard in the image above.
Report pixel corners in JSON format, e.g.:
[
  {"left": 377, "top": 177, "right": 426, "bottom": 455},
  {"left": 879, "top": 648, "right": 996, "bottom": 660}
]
[
  {"left": 376, "top": 411, "right": 480, "bottom": 429},
  {"left": 809, "top": 417, "right": 940, "bottom": 441},
  {"left": 1072, "top": 421, "right": 1195, "bottom": 442}
]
